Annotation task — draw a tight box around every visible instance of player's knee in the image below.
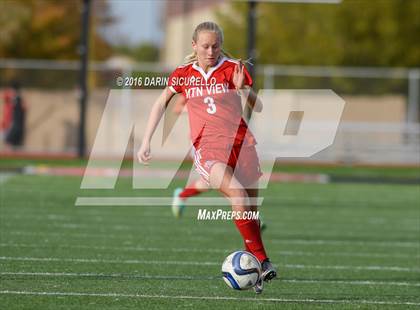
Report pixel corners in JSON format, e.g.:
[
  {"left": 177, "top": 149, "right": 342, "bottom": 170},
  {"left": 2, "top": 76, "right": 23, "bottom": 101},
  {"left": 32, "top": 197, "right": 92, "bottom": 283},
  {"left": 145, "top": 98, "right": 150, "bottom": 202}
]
[{"left": 228, "top": 188, "right": 249, "bottom": 208}]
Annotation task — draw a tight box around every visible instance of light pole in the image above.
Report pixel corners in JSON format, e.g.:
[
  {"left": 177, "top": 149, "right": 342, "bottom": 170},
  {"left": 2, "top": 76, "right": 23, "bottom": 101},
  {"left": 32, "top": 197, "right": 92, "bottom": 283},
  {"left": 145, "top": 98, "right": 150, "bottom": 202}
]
[{"left": 78, "top": 0, "right": 91, "bottom": 158}]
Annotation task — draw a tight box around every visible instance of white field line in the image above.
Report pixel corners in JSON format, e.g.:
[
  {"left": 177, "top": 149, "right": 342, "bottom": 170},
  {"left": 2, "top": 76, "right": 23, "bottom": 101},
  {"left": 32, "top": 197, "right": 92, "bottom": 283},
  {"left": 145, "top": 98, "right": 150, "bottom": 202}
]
[
  {"left": 279, "top": 250, "right": 418, "bottom": 259},
  {"left": 0, "top": 272, "right": 210, "bottom": 280},
  {"left": 2, "top": 204, "right": 418, "bottom": 223},
  {"left": 284, "top": 264, "right": 420, "bottom": 272},
  {"left": 282, "top": 278, "right": 420, "bottom": 287},
  {"left": 1, "top": 216, "right": 419, "bottom": 234},
  {"left": 0, "top": 290, "right": 419, "bottom": 306},
  {"left": 2, "top": 212, "right": 418, "bottom": 232},
  {"left": 3, "top": 221, "right": 419, "bottom": 240},
  {"left": 0, "top": 256, "right": 218, "bottom": 266},
  {"left": 75, "top": 197, "right": 264, "bottom": 206},
  {"left": 0, "top": 213, "right": 173, "bottom": 223},
  {"left": 4, "top": 230, "right": 419, "bottom": 249},
  {"left": 4, "top": 185, "right": 418, "bottom": 204},
  {"left": 0, "top": 256, "right": 419, "bottom": 272},
  {"left": 0, "top": 222, "right": 138, "bottom": 231},
  {"left": 1, "top": 272, "right": 420, "bottom": 287},
  {"left": 0, "top": 216, "right": 171, "bottom": 229},
  {"left": 3, "top": 184, "right": 418, "bottom": 203},
  {"left": 2, "top": 208, "right": 419, "bottom": 226},
  {"left": 271, "top": 239, "right": 420, "bottom": 248},
  {"left": 3, "top": 226, "right": 419, "bottom": 247},
  {"left": 0, "top": 243, "right": 417, "bottom": 259}
]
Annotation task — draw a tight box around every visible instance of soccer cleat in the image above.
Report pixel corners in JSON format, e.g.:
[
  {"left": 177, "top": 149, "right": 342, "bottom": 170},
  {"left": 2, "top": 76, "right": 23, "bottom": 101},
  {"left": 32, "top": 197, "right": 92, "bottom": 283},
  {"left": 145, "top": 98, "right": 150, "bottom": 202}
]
[
  {"left": 253, "top": 260, "right": 277, "bottom": 294},
  {"left": 253, "top": 276, "right": 264, "bottom": 294},
  {"left": 261, "top": 259, "right": 277, "bottom": 282},
  {"left": 171, "top": 187, "right": 185, "bottom": 218}
]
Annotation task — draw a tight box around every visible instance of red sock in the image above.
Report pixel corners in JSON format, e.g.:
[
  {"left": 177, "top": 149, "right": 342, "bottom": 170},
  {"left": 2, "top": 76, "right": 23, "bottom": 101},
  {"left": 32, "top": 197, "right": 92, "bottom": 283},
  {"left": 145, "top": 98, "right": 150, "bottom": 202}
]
[
  {"left": 243, "top": 219, "right": 262, "bottom": 252},
  {"left": 234, "top": 218, "right": 268, "bottom": 262},
  {"left": 179, "top": 186, "right": 201, "bottom": 200}
]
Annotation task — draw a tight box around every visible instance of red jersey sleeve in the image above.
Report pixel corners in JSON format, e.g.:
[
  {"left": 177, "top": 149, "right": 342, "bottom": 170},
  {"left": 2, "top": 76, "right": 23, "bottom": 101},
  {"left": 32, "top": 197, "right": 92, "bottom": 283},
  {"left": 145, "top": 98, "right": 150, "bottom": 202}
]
[{"left": 168, "top": 67, "right": 184, "bottom": 94}]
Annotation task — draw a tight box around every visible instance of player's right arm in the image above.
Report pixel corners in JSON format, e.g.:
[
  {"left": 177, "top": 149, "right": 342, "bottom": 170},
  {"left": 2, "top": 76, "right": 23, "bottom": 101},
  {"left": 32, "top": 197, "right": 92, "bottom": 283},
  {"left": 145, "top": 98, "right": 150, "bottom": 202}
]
[
  {"left": 137, "top": 87, "right": 176, "bottom": 164},
  {"left": 172, "top": 94, "right": 187, "bottom": 115}
]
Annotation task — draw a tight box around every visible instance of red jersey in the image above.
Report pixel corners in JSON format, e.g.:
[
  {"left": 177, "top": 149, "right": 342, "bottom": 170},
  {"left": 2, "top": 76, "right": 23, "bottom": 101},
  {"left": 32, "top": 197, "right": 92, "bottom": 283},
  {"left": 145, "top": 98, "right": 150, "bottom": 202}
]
[{"left": 168, "top": 57, "right": 256, "bottom": 149}]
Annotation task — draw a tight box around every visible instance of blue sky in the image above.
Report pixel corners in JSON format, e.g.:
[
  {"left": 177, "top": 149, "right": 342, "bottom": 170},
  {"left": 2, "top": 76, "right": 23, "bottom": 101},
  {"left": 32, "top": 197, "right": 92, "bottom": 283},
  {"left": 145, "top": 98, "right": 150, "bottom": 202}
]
[{"left": 105, "top": 0, "right": 165, "bottom": 46}]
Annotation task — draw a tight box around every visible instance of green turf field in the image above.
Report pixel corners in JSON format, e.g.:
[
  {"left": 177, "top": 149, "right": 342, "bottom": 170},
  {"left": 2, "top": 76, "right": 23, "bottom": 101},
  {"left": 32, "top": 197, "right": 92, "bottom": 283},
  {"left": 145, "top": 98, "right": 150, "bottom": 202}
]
[
  {"left": 2, "top": 157, "right": 419, "bottom": 179},
  {"left": 0, "top": 173, "right": 419, "bottom": 309}
]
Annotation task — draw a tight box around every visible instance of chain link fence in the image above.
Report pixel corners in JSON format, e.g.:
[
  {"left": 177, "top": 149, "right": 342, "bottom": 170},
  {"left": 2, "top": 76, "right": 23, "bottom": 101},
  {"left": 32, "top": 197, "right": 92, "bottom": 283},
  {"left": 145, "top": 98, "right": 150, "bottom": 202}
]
[{"left": 0, "top": 59, "right": 418, "bottom": 165}]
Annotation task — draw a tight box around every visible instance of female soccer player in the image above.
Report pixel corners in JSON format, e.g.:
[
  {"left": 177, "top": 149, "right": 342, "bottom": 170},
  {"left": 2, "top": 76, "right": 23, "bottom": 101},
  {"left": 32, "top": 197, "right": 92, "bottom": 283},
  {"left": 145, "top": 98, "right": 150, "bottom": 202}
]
[
  {"left": 137, "top": 21, "right": 276, "bottom": 293},
  {"left": 170, "top": 66, "right": 269, "bottom": 236}
]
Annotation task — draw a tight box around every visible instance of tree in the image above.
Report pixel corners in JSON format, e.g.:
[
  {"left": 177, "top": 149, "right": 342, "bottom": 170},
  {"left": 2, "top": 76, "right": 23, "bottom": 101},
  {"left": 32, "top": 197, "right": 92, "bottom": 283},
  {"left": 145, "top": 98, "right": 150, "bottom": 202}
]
[
  {"left": 217, "top": 0, "right": 420, "bottom": 67},
  {"left": 335, "top": 0, "right": 420, "bottom": 67},
  {"left": 115, "top": 42, "right": 160, "bottom": 62},
  {"left": 0, "top": 0, "right": 114, "bottom": 60}
]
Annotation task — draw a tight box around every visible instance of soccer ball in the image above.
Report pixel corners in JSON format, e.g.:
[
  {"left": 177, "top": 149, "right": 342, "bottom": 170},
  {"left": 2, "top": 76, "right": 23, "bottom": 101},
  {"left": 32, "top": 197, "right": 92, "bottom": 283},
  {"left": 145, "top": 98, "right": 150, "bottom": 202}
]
[{"left": 221, "top": 251, "right": 261, "bottom": 290}]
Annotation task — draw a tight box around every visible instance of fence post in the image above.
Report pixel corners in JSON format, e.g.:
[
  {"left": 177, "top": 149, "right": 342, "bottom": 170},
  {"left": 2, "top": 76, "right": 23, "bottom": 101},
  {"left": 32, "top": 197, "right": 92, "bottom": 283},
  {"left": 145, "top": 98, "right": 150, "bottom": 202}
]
[
  {"left": 122, "top": 66, "right": 133, "bottom": 151},
  {"left": 263, "top": 65, "right": 275, "bottom": 89},
  {"left": 407, "top": 69, "right": 420, "bottom": 123}
]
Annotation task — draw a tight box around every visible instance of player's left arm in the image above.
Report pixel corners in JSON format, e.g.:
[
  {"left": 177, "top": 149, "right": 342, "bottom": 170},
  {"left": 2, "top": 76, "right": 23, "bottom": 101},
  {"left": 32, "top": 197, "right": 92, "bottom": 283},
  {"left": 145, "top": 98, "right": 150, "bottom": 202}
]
[{"left": 233, "top": 62, "right": 263, "bottom": 112}]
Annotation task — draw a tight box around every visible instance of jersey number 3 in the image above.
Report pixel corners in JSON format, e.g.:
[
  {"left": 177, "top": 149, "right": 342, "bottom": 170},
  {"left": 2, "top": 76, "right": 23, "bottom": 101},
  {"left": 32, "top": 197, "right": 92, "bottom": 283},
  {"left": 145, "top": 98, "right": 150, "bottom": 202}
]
[{"left": 204, "top": 96, "right": 216, "bottom": 114}]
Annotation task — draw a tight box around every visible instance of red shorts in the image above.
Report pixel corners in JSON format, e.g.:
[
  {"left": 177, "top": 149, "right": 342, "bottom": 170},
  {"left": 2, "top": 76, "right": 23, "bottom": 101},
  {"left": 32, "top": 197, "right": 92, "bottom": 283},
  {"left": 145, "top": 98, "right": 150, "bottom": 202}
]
[{"left": 193, "top": 144, "right": 262, "bottom": 187}]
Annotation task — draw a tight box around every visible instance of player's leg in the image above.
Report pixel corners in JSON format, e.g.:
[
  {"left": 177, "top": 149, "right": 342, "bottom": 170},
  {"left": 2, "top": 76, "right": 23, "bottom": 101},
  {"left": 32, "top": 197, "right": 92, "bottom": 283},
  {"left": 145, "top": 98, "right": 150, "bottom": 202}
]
[
  {"left": 180, "top": 178, "right": 209, "bottom": 199},
  {"left": 172, "top": 178, "right": 210, "bottom": 218},
  {"left": 245, "top": 186, "right": 277, "bottom": 293},
  {"left": 232, "top": 145, "right": 267, "bottom": 232},
  {"left": 209, "top": 162, "right": 268, "bottom": 263},
  {"left": 245, "top": 187, "right": 265, "bottom": 294},
  {"left": 172, "top": 147, "right": 211, "bottom": 218},
  {"left": 234, "top": 144, "right": 275, "bottom": 293},
  {"left": 245, "top": 184, "right": 266, "bottom": 232}
]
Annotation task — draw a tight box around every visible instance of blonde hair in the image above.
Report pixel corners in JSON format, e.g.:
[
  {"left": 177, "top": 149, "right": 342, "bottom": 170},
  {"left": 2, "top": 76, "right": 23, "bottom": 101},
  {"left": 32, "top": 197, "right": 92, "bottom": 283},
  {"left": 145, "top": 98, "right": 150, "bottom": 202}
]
[{"left": 183, "top": 21, "right": 237, "bottom": 65}]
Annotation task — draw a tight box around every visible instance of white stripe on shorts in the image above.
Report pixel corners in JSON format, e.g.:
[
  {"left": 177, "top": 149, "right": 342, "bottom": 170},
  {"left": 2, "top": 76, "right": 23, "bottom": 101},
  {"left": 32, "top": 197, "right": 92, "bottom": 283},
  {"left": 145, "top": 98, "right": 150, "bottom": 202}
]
[{"left": 193, "top": 148, "right": 210, "bottom": 181}]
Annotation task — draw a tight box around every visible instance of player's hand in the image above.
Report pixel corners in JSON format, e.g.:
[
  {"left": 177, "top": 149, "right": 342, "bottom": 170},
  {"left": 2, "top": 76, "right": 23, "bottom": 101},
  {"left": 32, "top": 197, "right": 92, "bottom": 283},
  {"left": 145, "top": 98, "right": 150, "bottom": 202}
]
[
  {"left": 233, "top": 61, "right": 245, "bottom": 90},
  {"left": 137, "top": 142, "right": 152, "bottom": 164}
]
